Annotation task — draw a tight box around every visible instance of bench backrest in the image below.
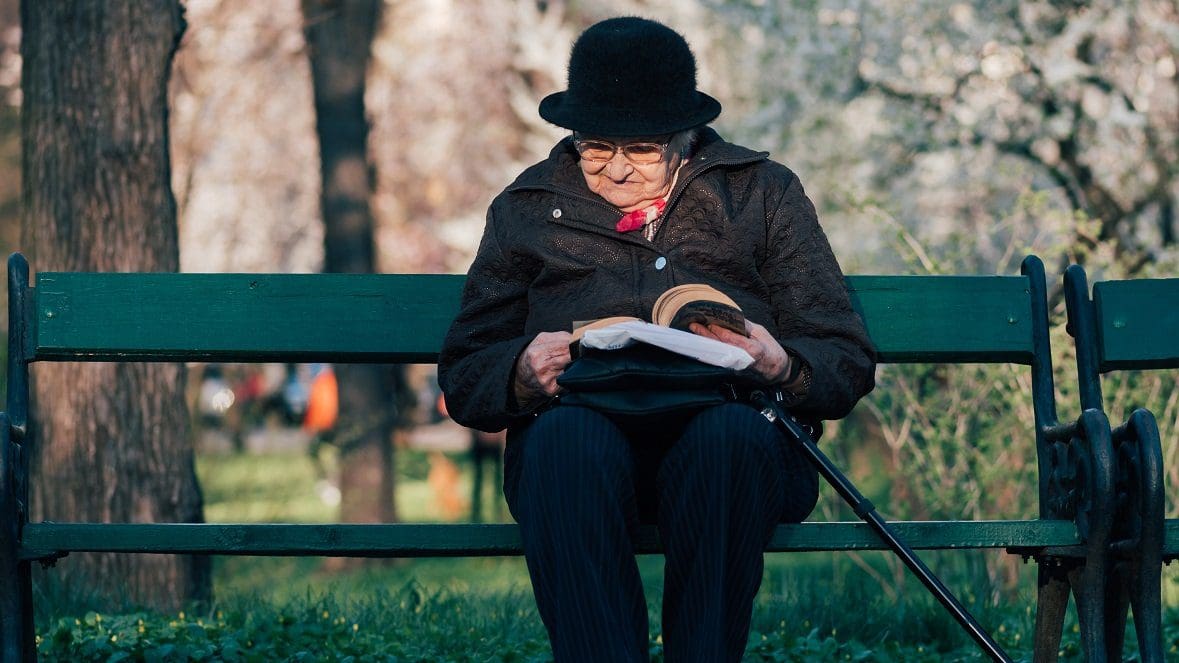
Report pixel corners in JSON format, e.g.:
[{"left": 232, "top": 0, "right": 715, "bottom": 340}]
[
  {"left": 14, "top": 268, "right": 1049, "bottom": 369},
  {"left": 8, "top": 254, "right": 1059, "bottom": 468},
  {"left": 1064, "top": 267, "right": 1179, "bottom": 410},
  {"left": 23, "top": 272, "right": 465, "bottom": 364},
  {"left": 1092, "top": 279, "right": 1179, "bottom": 371},
  {"left": 5, "top": 253, "right": 1061, "bottom": 514}
]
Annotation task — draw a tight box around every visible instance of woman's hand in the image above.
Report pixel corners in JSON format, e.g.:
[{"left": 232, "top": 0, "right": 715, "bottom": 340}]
[
  {"left": 514, "top": 331, "right": 573, "bottom": 407},
  {"left": 689, "top": 320, "right": 791, "bottom": 385}
]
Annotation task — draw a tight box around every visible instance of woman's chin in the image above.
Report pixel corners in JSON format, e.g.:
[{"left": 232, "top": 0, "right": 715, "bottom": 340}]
[{"left": 599, "top": 191, "right": 647, "bottom": 210}]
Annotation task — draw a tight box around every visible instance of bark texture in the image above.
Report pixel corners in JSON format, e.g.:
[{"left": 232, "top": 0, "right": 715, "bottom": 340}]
[
  {"left": 20, "top": 0, "right": 209, "bottom": 607},
  {"left": 302, "top": 0, "right": 398, "bottom": 533}
]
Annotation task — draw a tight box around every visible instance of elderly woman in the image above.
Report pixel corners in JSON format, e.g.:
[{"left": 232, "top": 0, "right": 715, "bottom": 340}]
[{"left": 438, "top": 16, "right": 875, "bottom": 663}]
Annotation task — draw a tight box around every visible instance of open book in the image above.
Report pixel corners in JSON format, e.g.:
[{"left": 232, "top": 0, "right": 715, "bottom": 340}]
[
  {"left": 570, "top": 284, "right": 754, "bottom": 370},
  {"left": 572, "top": 283, "right": 748, "bottom": 342}
]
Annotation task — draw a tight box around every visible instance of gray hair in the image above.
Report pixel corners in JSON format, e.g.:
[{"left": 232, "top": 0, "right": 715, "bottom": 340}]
[{"left": 668, "top": 129, "right": 699, "bottom": 160}]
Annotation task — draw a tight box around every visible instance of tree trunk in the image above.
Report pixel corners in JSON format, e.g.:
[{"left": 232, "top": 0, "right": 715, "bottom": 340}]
[
  {"left": 20, "top": 0, "right": 209, "bottom": 607},
  {"left": 302, "top": 0, "right": 398, "bottom": 537}
]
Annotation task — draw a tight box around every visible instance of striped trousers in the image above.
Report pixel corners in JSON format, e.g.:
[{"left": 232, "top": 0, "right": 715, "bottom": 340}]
[{"left": 504, "top": 403, "right": 819, "bottom": 662}]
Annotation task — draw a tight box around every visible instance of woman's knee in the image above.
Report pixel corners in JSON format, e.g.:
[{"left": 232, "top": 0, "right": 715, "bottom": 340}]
[
  {"left": 659, "top": 403, "right": 821, "bottom": 521},
  {"left": 693, "top": 407, "right": 820, "bottom": 522},
  {"left": 675, "top": 403, "right": 784, "bottom": 467}
]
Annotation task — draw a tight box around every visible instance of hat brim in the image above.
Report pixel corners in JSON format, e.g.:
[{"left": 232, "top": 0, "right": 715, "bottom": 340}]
[{"left": 538, "top": 91, "right": 721, "bottom": 136}]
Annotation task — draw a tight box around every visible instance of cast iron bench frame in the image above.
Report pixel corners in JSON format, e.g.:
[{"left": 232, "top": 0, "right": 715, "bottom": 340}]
[
  {"left": 1064, "top": 264, "right": 1172, "bottom": 662},
  {"left": 0, "top": 252, "right": 1119, "bottom": 661}
]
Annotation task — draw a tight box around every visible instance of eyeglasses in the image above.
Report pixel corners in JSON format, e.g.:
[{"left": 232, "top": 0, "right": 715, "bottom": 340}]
[{"left": 573, "top": 136, "right": 670, "bottom": 165}]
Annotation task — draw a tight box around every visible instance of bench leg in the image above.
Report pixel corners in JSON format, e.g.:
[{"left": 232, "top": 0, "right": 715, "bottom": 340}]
[
  {"left": 1103, "top": 567, "right": 1129, "bottom": 658},
  {"left": 0, "top": 565, "right": 31, "bottom": 663},
  {"left": 19, "top": 562, "right": 33, "bottom": 662},
  {"left": 1, "top": 457, "right": 33, "bottom": 661},
  {"left": 1072, "top": 557, "right": 1110, "bottom": 663},
  {"left": 1032, "top": 559, "right": 1109, "bottom": 663},
  {"left": 0, "top": 580, "right": 19, "bottom": 662},
  {"left": 0, "top": 552, "right": 20, "bottom": 662},
  {"left": 1036, "top": 409, "right": 1117, "bottom": 662},
  {"left": 1032, "top": 563, "right": 1069, "bottom": 663},
  {"left": 1127, "top": 555, "right": 1163, "bottom": 663},
  {"left": 1097, "top": 540, "right": 1164, "bottom": 663},
  {"left": 1074, "top": 414, "right": 1118, "bottom": 663},
  {"left": 1111, "top": 409, "right": 1165, "bottom": 663},
  {"left": 1, "top": 412, "right": 27, "bottom": 663}
]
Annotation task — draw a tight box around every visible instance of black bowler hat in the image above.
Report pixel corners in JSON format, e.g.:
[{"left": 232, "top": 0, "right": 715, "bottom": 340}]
[{"left": 539, "top": 17, "right": 722, "bottom": 136}]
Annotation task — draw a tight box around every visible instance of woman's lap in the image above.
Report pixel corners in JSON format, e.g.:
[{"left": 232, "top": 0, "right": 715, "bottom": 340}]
[{"left": 504, "top": 403, "right": 818, "bottom": 525}]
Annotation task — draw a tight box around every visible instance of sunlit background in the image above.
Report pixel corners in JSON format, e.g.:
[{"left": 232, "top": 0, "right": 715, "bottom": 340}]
[{"left": 1, "top": 0, "right": 1178, "bottom": 659}]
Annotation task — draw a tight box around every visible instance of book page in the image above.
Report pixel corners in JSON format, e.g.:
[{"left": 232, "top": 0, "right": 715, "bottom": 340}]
[
  {"left": 579, "top": 320, "right": 754, "bottom": 370},
  {"left": 652, "top": 283, "right": 748, "bottom": 336},
  {"left": 571, "top": 316, "right": 644, "bottom": 343}
]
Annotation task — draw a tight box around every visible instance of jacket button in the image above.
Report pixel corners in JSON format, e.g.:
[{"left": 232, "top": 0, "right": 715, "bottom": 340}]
[
  {"left": 551, "top": 208, "right": 562, "bottom": 219},
  {"left": 655, "top": 256, "right": 667, "bottom": 270}
]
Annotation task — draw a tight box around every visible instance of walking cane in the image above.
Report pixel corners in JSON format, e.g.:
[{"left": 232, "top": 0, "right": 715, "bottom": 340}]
[{"left": 749, "top": 391, "right": 1013, "bottom": 663}]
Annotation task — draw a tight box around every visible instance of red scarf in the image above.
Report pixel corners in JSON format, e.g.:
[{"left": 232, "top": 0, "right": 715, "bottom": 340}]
[
  {"left": 611, "top": 159, "right": 687, "bottom": 234},
  {"left": 615, "top": 198, "right": 668, "bottom": 233}
]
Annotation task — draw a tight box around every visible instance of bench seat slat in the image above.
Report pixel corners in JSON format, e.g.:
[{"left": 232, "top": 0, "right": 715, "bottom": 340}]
[{"left": 19, "top": 520, "right": 1080, "bottom": 560}]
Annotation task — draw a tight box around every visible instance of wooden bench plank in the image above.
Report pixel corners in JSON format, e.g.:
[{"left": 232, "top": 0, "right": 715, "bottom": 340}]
[
  {"left": 32, "top": 273, "right": 465, "bottom": 363},
  {"left": 19, "top": 520, "right": 1080, "bottom": 560},
  {"left": 1094, "top": 278, "right": 1179, "bottom": 370},
  {"left": 848, "top": 275, "right": 1035, "bottom": 364},
  {"left": 31, "top": 273, "right": 1035, "bottom": 365}
]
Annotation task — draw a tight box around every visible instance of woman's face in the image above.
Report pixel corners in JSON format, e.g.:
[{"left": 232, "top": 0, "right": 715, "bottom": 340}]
[{"left": 576, "top": 136, "right": 680, "bottom": 212}]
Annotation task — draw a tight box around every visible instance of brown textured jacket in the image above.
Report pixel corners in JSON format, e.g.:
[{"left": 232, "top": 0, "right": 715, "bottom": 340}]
[{"left": 438, "top": 129, "right": 876, "bottom": 433}]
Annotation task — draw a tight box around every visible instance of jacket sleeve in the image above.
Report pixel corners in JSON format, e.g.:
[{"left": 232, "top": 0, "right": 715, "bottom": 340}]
[
  {"left": 761, "top": 171, "right": 876, "bottom": 420},
  {"left": 437, "top": 206, "right": 537, "bottom": 432}
]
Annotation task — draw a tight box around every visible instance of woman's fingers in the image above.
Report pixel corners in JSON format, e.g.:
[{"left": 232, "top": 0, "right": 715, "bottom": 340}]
[
  {"left": 694, "top": 321, "right": 789, "bottom": 383},
  {"left": 745, "top": 324, "right": 790, "bottom": 383},
  {"left": 516, "top": 331, "right": 573, "bottom": 400},
  {"left": 706, "top": 324, "right": 760, "bottom": 355},
  {"left": 688, "top": 322, "right": 720, "bottom": 339}
]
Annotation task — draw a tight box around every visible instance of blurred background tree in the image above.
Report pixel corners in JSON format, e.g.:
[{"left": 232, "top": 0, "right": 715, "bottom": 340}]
[
  {"left": 0, "top": 0, "right": 17, "bottom": 348},
  {"left": 19, "top": 0, "right": 208, "bottom": 609},
  {"left": 705, "top": 0, "right": 1178, "bottom": 276},
  {"left": 301, "top": 0, "right": 404, "bottom": 563}
]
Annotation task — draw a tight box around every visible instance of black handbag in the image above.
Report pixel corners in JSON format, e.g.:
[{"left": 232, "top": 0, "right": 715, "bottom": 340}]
[{"left": 555, "top": 344, "right": 757, "bottom": 424}]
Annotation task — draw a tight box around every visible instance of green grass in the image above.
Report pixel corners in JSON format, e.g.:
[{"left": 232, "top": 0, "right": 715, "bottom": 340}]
[
  {"left": 197, "top": 444, "right": 507, "bottom": 525},
  {"left": 32, "top": 446, "right": 1179, "bottom": 661},
  {"left": 35, "top": 579, "right": 1179, "bottom": 661},
  {"left": 37, "top": 590, "right": 552, "bottom": 662}
]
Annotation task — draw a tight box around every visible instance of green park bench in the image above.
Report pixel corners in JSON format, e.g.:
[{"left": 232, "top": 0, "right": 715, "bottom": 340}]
[
  {"left": 0, "top": 252, "right": 1126, "bottom": 661},
  {"left": 1064, "top": 265, "right": 1173, "bottom": 662}
]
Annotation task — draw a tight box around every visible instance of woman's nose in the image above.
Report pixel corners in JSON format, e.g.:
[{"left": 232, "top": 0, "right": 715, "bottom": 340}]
[{"left": 602, "top": 154, "right": 632, "bottom": 180}]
